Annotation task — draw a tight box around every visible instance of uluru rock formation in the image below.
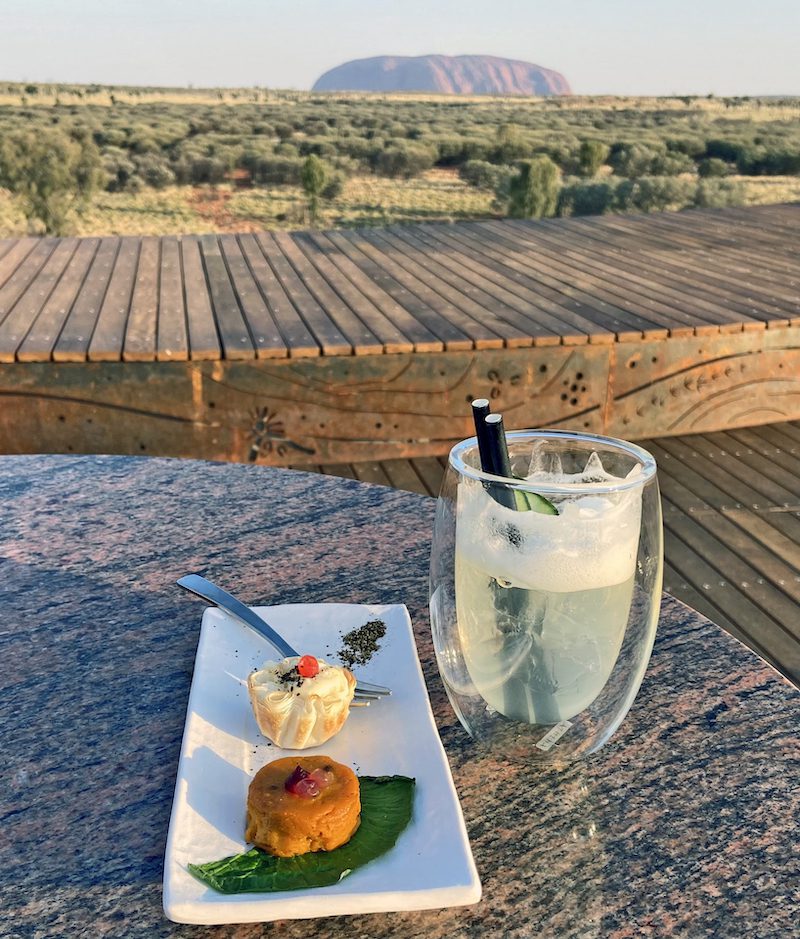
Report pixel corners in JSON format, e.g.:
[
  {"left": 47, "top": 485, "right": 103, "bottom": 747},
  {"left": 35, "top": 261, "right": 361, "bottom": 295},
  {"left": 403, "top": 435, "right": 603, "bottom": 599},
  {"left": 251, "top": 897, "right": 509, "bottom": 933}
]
[{"left": 312, "top": 55, "right": 571, "bottom": 96}]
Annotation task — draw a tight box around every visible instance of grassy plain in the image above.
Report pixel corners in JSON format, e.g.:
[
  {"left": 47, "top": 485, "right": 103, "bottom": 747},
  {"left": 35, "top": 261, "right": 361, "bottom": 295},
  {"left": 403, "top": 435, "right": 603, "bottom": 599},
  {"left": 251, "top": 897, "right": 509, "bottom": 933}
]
[
  {"left": 0, "top": 169, "right": 497, "bottom": 236},
  {"left": 0, "top": 84, "right": 798, "bottom": 237}
]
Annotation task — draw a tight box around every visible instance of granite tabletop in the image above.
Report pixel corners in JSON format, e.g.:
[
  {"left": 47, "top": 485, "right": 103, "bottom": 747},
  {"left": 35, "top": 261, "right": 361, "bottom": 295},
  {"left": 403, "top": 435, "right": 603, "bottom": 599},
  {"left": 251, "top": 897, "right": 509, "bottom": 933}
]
[{"left": 1, "top": 455, "right": 798, "bottom": 939}]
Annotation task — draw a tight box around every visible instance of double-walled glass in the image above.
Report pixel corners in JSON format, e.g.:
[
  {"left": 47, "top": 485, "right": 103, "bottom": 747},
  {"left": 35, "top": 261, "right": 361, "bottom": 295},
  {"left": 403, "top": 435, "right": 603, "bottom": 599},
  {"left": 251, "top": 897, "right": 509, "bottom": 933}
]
[{"left": 429, "top": 430, "right": 662, "bottom": 762}]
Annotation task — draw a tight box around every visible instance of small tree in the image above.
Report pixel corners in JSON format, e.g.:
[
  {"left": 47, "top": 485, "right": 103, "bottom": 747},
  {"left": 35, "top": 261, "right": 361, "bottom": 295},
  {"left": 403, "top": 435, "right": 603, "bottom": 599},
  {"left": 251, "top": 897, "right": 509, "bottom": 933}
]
[
  {"left": 301, "top": 154, "right": 326, "bottom": 221},
  {"left": 0, "top": 129, "right": 101, "bottom": 234},
  {"left": 507, "top": 156, "right": 561, "bottom": 219},
  {"left": 578, "top": 140, "right": 610, "bottom": 177}
]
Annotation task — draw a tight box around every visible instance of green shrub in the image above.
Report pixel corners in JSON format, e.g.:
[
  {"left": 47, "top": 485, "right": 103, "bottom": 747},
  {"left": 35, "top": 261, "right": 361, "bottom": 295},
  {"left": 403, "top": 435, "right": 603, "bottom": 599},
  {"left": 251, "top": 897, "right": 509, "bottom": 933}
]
[
  {"left": 0, "top": 128, "right": 101, "bottom": 233},
  {"left": 617, "top": 176, "right": 696, "bottom": 212},
  {"left": 134, "top": 152, "right": 175, "bottom": 189},
  {"left": 250, "top": 156, "right": 304, "bottom": 186},
  {"left": 609, "top": 143, "right": 660, "bottom": 178},
  {"left": 558, "top": 180, "right": 618, "bottom": 216},
  {"left": 491, "top": 123, "right": 531, "bottom": 164},
  {"left": 698, "top": 157, "right": 731, "bottom": 178},
  {"left": 578, "top": 140, "right": 610, "bottom": 177},
  {"left": 650, "top": 151, "right": 695, "bottom": 176},
  {"left": 103, "top": 146, "right": 137, "bottom": 191},
  {"left": 507, "top": 156, "right": 561, "bottom": 218},
  {"left": 693, "top": 179, "right": 746, "bottom": 208},
  {"left": 373, "top": 143, "right": 437, "bottom": 179},
  {"left": 302, "top": 154, "right": 326, "bottom": 220}
]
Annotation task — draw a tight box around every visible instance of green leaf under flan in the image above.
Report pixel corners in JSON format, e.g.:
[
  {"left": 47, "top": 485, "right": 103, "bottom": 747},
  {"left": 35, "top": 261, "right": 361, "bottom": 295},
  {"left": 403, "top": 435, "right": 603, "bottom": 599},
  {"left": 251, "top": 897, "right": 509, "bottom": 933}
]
[{"left": 188, "top": 775, "right": 415, "bottom": 894}]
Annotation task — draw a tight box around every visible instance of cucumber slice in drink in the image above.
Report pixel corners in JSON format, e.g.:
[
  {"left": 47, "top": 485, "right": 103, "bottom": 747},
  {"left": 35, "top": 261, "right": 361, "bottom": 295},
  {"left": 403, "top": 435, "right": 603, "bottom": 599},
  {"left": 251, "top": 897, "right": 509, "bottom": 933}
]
[{"left": 513, "top": 486, "right": 558, "bottom": 515}]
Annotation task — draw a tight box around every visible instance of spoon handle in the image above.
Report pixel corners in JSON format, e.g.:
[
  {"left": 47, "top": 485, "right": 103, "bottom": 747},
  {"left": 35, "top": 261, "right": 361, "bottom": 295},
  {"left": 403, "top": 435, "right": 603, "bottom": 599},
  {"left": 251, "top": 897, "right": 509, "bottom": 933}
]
[{"left": 177, "top": 574, "right": 297, "bottom": 659}]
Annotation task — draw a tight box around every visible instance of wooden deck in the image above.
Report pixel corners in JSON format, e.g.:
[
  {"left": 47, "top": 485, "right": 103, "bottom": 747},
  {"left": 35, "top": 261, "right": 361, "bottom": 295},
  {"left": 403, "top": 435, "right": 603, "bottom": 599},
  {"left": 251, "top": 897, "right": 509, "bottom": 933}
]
[
  {"left": 1, "top": 204, "right": 799, "bottom": 463},
  {"left": 291, "top": 420, "right": 800, "bottom": 688}
]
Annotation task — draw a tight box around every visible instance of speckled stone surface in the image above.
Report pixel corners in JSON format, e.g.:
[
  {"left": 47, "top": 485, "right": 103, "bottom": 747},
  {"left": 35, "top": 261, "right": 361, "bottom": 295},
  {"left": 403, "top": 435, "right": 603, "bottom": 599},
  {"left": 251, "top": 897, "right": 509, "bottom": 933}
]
[{"left": 1, "top": 455, "right": 798, "bottom": 939}]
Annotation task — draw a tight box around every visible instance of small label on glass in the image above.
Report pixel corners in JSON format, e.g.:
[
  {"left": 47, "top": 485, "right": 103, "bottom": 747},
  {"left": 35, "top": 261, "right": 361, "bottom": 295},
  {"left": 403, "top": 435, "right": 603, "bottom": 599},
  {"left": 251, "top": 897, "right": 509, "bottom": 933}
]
[{"left": 535, "top": 720, "right": 573, "bottom": 751}]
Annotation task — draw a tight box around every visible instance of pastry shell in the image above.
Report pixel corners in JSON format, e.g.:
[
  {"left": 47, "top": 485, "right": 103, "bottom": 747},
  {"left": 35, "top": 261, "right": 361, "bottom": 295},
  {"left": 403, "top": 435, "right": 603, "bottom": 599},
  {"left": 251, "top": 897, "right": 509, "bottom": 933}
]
[{"left": 247, "top": 657, "right": 356, "bottom": 749}]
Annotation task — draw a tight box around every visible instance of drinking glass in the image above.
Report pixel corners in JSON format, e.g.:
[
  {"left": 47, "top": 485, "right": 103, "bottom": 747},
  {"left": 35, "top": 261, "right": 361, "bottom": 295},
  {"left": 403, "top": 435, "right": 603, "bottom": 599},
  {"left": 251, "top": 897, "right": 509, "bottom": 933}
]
[{"left": 429, "top": 430, "right": 662, "bottom": 762}]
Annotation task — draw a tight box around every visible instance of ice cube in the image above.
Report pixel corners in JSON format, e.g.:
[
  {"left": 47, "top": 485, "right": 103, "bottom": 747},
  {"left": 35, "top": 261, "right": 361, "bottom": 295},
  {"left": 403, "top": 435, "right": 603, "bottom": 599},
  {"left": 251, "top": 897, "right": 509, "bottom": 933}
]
[
  {"left": 527, "top": 441, "right": 563, "bottom": 479},
  {"left": 580, "top": 451, "right": 614, "bottom": 484}
]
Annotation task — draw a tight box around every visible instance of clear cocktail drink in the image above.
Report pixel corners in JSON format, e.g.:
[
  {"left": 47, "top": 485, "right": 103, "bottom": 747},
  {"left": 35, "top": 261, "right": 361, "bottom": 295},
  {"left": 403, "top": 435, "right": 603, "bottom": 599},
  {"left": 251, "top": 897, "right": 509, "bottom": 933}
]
[{"left": 454, "top": 453, "right": 642, "bottom": 725}]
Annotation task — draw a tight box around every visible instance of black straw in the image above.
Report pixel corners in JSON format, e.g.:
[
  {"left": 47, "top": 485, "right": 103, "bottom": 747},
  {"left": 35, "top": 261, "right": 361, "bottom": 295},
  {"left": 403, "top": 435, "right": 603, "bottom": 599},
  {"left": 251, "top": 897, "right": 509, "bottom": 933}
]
[
  {"left": 483, "top": 413, "right": 517, "bottom": 509},
  {"left": 483, "top": 414, "right": 513, "bottom": 478},
  {"left": 471, "top": 398, "right": 493, "bottom": 471}
]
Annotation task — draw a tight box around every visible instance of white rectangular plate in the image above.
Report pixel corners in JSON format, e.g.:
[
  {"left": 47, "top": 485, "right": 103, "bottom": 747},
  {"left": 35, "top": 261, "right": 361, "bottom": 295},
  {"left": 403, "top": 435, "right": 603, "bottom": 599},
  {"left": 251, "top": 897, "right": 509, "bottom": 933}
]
[{"left": 163, "top": 603, "right": 481, "bottom": 924}]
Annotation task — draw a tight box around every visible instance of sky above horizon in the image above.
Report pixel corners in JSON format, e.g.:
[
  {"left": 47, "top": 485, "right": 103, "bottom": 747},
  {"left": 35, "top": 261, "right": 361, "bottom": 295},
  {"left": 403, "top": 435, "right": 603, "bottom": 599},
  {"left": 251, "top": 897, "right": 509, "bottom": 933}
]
[{"left": 2, "top": 0, "right": 797, "bottom": 96}]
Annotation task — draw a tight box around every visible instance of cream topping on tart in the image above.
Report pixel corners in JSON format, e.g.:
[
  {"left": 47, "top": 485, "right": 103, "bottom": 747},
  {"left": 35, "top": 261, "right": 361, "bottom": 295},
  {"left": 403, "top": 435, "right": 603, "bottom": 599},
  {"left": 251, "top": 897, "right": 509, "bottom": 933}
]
[{"left": 247, "top": 656, "right": 356, "bottom": 749}]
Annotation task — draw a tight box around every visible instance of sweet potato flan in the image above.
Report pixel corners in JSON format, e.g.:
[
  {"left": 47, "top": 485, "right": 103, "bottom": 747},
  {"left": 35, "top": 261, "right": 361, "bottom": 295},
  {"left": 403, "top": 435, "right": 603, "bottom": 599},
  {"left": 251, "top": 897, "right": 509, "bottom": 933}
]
[{"left": 245, "top": 755, "right": 361, "bottom": 857}]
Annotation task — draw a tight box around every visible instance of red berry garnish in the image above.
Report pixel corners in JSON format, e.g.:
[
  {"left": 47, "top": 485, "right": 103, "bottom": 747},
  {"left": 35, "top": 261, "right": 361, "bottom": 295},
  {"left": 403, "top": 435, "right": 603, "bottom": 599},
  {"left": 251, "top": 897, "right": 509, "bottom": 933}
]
[
  {"left": 284, "top": 765, "right": 309, "bottom": 793},
  {"left": 297, "top": 655, "right": 320, "bottom": 678},
  {"left": 293, "top": 777, "right": 320, "bottom": 799},
  {"left": 284, "top": 764, "right": 321, "bottom": 798},
  {"left": 309, "top": 767, "right": 333, "bottom": 789}
]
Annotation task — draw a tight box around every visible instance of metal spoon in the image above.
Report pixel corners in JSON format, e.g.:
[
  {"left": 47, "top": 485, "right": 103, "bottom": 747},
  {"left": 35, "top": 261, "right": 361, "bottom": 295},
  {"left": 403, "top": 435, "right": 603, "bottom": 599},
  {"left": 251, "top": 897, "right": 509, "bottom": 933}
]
[{"left": 176, "top": 574, "right": 391, "bottom": 702}]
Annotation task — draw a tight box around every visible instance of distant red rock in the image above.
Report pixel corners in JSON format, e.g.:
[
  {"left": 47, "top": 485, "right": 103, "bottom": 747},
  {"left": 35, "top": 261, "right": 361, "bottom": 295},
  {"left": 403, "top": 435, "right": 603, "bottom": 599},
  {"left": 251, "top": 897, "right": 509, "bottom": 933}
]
[{"left": 312, "top": 54, "right": 571, "bottom": 96}]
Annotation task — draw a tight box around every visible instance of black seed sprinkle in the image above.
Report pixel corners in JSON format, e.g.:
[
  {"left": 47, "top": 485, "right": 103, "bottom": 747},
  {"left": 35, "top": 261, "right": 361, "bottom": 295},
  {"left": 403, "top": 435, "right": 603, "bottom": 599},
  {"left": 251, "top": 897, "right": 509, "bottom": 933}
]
[{"left": 337, "top": 619, "right": 386, "bottom": 669}]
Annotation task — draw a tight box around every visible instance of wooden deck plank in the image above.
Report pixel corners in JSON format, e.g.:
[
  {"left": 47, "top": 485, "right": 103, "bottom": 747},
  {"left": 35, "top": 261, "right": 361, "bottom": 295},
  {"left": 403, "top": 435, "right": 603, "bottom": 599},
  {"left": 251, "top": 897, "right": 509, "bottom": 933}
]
[
  {"left": 409, "top": 457, "right": 445, "bottom": 497},
  {"left": 369, "top": 228, "right": 538, "bottom": 348},
  {"left": 714, "top": 206, "right": 800, "bottom": 245},
  {"left": 123, "top": 237, "right": 160, "bottom": 362},
  {"left": 0, "top": 205, "right": 798, "bottom": 364},
  {"left": 474, "top": 220, "right": 687, "bottom": 337},
  {"left": 0, "top": 239, "right": 77, "bottom": 363},
  {"left": 498, "top": 220, "right": 767, "bottom": 333},
  {"left": 53, "top": 238, "right": 119, "bottom": 362},
  {"left": 238, "top": 233, "right": 319, "bottom": 358},
  {"left": 386, "top": 226, "right": 563, "bottom": 346},
  {"left": 272, "top": 230, "right": 382, "bottom": 355},
  {"left": 255, "top": 231, "right": 352, "bottom": 357},
  {"left": 628, "top": 212, "right": 800, "bottom": 300},
  {"left": 292, "top": 232, "right": 414, "bottom": 355},
  {"left": 380, "top": 458, "right": 431, "bottom": 496},
  {"left": 651, "top": 435, "right": 800, "bottom": 555},
  {"left": 0, "top": 239, "right": 58, "bottom": 327},
  {"left": 351, "top": 461, "right": 393, "bottom": 487},
  {"left": 444, "top": 221, "right": 668, "bottom": 340},
  {"left": 306, "top": 231, "right": 442, "bottom": 353},
  {"left": 711, "top": 427, "right": 800, "bottom": 498},
  {"left": 358, "top": 228, "right": 511, "bottom": 350},
  {"left": 587, "top": 215, "right": 800, "bottom": 317},
  {"left": 17, "top": 239, "right": 99, "bottom": 362},
  {"left": 199, "top": 234, "right": 255, "bottom": 361},
  {"left": 218, "top": 235, "right": 286, "bottom": 359},
  {"left": 657, "top": 208, "right": 800, "bottom": 259},
  {"left": 416, "top": 223, "right": 620, "bottom": 343},
  {"left": 663, "top": 560, "right": 741, "bottom": 641},
  {"left": 157, "top": 236, "right": 188, "bottom": 361},
  {"left": 493, "top": 218, "right": 718, "bottom": 336},
  {"left": 334, "top": 230, "right": 474, "bottom": 351},
  {"left": 0, "top": 238, "right": 38, "bottom": 292},
  {"left": 402, "top": 224, "right": 596, "bottom": 344},
  {"left": 320, "top": 463, "right": 357, "bottom": 479},
  {"left": 660, "top": 490, "right": 800, "bottom": 683},
  {"left": 651, "top": 448, "right": 800, "bottom": 602},
  {"left": 661, "top": 519, "right": 799, "bottom": 681},
  {"left": 566, "top": 217, "right": 771, "bottom": 327},
  {"left": 180, "top": 237, "right": 221, "bottom": 361},
  {"left": 87, "top": 237, "right": 140, "bottom": 362},
  {"left": 562, "top": 218, "right": 793, "bottom": 329}
]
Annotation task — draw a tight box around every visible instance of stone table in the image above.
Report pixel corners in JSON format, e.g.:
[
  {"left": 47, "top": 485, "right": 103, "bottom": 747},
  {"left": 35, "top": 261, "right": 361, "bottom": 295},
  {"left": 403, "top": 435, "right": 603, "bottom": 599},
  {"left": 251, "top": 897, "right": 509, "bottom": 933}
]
[{"left": 1, "top": 455, "right": 798, "bottom": 938}]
